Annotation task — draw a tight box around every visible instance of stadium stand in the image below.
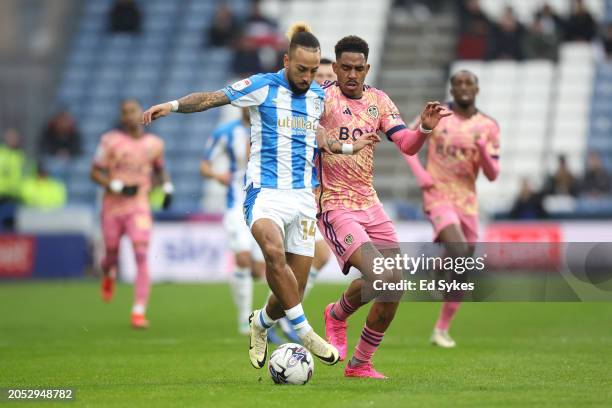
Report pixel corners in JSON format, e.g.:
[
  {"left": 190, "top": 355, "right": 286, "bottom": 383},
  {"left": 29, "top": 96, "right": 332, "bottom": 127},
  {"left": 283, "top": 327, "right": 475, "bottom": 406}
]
[
  {"left": 591, "top": 62, "right": 612, "bottom": 170},
  {"left": 550, "top": 43, "right": 595, "bottom": 175},
  {"left": 377, "top": 6, "right": 456, "bottom": 203},
  {"left": 6, "top": 0, "right": 610, "bottom": 220},
  {"left": 55, "top": 0, "right": 253, "bottom": 212},
  {"left": 260, "top": 0, "right": 391, "bottom": 81},
  {"left": 479, "top": 0, "right": 604, "bottom": 23}
]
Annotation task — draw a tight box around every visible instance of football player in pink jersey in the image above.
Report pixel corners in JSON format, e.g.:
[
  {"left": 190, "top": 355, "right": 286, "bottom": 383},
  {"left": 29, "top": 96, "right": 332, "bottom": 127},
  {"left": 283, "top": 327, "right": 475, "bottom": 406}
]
[
  {"left": 91, "top": 99, "right": 173, "bottom": 329},
  {"left": 317, "top": 36, "right": 451, "bottom": 378},
  {"left": 404, "top": 70, "right": 500, "bottom": 347}
]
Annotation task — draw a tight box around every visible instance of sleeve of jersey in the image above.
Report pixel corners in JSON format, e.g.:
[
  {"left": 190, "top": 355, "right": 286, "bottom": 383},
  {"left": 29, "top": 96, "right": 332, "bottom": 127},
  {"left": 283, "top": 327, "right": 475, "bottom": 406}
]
[
  {"left": 477, "top": 122, "right": 500, "bottom": 181},
  {"left": 487, "top": 123, "right": 501, "bottom": 159},
  {"left": 378, "top": 92, "right": 407, "bottom": 139},
  {"left": 221, "top": 74, "right": 270, "bottom": 107}
]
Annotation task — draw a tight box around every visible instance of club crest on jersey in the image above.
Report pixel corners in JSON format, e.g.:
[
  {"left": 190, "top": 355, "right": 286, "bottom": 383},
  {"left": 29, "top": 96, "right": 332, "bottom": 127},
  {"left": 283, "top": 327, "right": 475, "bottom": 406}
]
[
  {"left": 367, "top": 105, "right": 379, "bottom": 118},
  {"left": 231, "top": 78, "right": 252, "bottom": 92},
  {"left": 343, "top": 106, "right": 352, "bottom": 115},
  {"left": 313, "top": 98, "right": 322, "bottom": 114},
  {"left": 344, "top": 234, "right": 354, "bottom": 245}
]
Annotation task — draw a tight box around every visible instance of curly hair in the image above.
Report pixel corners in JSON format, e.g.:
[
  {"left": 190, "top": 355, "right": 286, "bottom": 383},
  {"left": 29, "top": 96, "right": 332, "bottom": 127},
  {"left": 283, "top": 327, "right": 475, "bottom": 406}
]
[{"left": 334, "top": 35, "right": 369, "bottom": 61}]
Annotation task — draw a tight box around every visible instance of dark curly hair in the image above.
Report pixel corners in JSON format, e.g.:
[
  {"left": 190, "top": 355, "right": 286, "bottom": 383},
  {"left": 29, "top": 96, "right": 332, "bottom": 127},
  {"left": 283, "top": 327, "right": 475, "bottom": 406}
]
[{"left": 334, "top": 35, "right": 369, "bottom": 61}]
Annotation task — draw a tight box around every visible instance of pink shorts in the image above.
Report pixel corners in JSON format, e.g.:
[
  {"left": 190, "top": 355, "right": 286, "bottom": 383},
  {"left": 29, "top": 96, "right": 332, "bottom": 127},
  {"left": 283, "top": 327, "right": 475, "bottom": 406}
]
[
  {"left": 427, "top": 204, "right": 479, "bottom": 244},
  {"left": 102, "top": 209, "right": 152, "bottom": 250},
  {"left": 317, "top": 203, "right": 398, "bottom": 275}
]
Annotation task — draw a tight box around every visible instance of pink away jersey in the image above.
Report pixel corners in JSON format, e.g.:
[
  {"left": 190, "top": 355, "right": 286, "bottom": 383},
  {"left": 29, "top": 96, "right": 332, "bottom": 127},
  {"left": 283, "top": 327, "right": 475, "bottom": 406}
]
[
  {"left": 422, "top": 108, "right": 500, "bottom": 215},
  {"left": 317, "top": 82, "right": 406, "bottom": 213},
  {"left": 93, "top": 130, "right": 165, "bottom": 216}
]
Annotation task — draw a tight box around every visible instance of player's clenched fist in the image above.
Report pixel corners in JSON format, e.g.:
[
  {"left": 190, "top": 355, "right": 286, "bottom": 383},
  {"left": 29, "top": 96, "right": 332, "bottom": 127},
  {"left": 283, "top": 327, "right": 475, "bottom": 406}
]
[
  {"left": 142, "top": 102, "right": 173, "bottom": 125},
  {"left": 419, "top": 101, "right": 452, "bottom": 131}
]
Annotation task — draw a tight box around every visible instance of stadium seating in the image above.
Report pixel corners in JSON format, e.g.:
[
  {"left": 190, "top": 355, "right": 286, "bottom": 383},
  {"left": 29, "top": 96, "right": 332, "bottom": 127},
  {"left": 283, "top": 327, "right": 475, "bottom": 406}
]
[
  {"left": 550, "top": 43, "right": 595, "bottom": 174},
  {"left": 55, "top": 0, "right": 251, "bottom": 211},
  {"left": 589, "top": 62, "right": 612, "bottom": 170},
  {"left": 260, "top": 0, "right": 391, "bottom": 81},
  {"left": 479, "top": 0, "right": 605, "bottom": 23}
]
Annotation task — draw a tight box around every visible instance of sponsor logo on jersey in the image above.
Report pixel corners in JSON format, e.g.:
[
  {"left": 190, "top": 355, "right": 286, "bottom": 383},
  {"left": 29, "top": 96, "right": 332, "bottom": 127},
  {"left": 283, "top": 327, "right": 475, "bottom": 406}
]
[
  {"left": 313, "top": 98, "right": 322, "bottom": 114},
  {"left": 277, "top": 117, "right": 318, "bottom": 131},
  {"left": 231, "top": 78, "right": 252, "bottom": 91}
]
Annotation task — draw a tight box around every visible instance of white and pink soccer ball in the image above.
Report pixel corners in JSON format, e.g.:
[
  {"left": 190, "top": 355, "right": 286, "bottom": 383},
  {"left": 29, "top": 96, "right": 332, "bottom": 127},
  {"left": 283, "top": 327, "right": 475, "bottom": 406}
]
[{"left": 268, "top": 343, "right": 314, "bottom": 385}]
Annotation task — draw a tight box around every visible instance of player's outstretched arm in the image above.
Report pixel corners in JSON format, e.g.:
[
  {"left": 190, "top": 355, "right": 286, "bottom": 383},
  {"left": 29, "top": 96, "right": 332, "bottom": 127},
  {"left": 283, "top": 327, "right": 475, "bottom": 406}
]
[
  {"left": 142, "top": 91, "right": 230, "bottom": 125},
  {"left": 90, "top": 166, "right": 139, "bottom": 196},
  {"left": 199, "top": 159, "right": 231, "bottom": 186},
  {"left": 402, "top": 154, "right": 434, "bottom": 190},
  {"left": 90, "top": 166, "right": 111, "bottom": 189},
  {"left": 390, "top": 102, "right": 452, "bottom": 156},
  {"left": 420, "top": 101, "right": 452, "bottom": 131}
]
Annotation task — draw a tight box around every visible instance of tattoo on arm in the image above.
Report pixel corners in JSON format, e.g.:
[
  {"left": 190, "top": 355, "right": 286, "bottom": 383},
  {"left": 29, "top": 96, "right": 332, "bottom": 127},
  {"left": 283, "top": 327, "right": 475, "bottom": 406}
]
[
  {"left": 177, "top": 91, "right": 229, "bottom": 113},
  {"left": 325, "top": 138, "right": 342, "bottom": 153}
]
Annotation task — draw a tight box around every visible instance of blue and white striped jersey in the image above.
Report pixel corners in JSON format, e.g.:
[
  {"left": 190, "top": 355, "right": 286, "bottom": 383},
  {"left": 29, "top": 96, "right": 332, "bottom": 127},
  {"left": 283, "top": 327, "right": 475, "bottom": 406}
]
[
  {"left": 221, "top": 69, "right": 324, "bottom": 190},
  {"left": 202, "top": 119, "right": 250, "bottom": 210}
]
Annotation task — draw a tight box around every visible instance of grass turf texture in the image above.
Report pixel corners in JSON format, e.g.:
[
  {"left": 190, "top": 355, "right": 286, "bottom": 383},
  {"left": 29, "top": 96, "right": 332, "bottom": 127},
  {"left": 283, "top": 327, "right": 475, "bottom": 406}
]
[{"left": 1, "top": 281, "right": 611, "bottom": 408}]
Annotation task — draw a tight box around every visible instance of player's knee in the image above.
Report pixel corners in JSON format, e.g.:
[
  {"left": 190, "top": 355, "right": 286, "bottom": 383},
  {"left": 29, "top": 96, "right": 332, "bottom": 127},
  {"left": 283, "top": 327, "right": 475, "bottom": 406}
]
[
  {"left": 235, "top": 252, "right": 251, "bottom": 268},
  {"left": 262, "top": 245, "right": 286, "bottom": 273},
  {"left": 133, "top": 243, "right": 148, "bottom": 264}
]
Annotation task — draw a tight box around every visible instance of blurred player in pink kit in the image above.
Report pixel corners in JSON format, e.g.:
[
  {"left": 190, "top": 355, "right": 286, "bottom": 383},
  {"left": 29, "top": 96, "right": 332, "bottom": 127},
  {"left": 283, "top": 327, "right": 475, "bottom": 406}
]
[
  {"left": 405, "top": 70, "right": 500, "bottom": 347},
  {"left": 317, "top": 36, "right": 451, "bottom": 378},
  {"left": 90, "top": 99, "right": 174, "bottom": 329}
]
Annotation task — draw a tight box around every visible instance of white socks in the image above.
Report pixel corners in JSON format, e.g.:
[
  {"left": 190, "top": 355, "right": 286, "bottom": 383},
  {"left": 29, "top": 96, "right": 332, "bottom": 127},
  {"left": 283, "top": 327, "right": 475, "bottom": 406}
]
[
  {"left": 285, "top": 303, "right": 312, "bottom": 339},
  {"left": 230, "top": 267, "right": 253, "bottom": 328},
  {"left": 254, "top": 307, "right": 277, "bottom": 330}
]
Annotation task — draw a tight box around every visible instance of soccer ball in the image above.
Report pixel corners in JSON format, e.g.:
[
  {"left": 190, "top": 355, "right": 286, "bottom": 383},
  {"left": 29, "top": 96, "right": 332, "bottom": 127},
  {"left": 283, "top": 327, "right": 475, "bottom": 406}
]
[{"left": 268, "top": 343, "right": 314, "bottom": 385}]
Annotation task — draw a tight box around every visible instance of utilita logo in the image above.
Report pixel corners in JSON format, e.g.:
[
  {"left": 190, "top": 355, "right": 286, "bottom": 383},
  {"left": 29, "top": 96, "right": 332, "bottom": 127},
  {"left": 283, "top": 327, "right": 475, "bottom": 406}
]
[{"left": 0, "top": 236, "right": 35, "bottom": 278}]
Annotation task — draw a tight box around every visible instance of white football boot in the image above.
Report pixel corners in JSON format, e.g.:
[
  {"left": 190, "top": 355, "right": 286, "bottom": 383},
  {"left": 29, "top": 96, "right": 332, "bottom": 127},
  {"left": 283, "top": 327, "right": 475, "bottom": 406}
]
[{"left": 430, "top": 328, "right": 456, "bottom": 348}]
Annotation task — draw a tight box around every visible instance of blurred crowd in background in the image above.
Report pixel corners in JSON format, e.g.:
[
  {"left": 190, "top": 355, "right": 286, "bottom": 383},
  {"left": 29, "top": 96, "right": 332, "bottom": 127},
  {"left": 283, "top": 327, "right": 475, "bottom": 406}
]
[{"left": 1, "top": 0, "right": 611, "bottom": 229}]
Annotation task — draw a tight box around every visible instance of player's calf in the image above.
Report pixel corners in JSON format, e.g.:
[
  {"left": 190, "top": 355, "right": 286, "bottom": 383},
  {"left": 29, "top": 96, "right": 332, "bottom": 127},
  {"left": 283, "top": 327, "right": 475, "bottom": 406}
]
[{"left": 100, "top": 248, "right": 118, "bottom": 302}]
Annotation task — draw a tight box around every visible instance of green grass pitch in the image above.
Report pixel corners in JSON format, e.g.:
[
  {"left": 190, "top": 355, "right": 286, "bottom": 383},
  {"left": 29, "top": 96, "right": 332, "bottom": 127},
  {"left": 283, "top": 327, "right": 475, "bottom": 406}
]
[{"left": 1, "top": 281, "right": 611, "bottom": 407}]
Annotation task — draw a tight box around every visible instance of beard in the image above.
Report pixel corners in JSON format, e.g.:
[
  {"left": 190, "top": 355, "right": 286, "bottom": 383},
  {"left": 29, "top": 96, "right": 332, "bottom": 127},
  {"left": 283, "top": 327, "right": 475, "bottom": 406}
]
[
  {"left": 288, "top": 78, "right": 309, "bottom": 95},
  {"left": 455, "top": 98, "right": 473, "bottom": 109}
]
